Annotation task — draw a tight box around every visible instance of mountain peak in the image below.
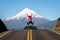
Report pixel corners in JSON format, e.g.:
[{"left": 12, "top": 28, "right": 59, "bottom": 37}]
[
  {"left": 6, "top": 8, "right": 47, "bottom": 21},
  {"left": 4, "top": 8, "right": 51, "bottom": 30},
  {"left": 23, "top": 8, "right": 30, "bottom": 11},
  {"left": 17, "top": 8, "right": 43, "bottom": 17}
]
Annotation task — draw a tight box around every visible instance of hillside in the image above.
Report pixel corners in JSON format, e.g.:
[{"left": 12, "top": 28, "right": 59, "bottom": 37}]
[
  {"left": 53, "top": 18, "right": 60, "bottom": 31},
  {"left": 0, "top": 19, "right": 8, "bottom": 33}
]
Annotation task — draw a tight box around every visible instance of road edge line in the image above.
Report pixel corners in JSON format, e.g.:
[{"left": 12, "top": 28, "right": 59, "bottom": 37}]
[{"left": 0, "top": 31, "right": 12, "bottom": 37}]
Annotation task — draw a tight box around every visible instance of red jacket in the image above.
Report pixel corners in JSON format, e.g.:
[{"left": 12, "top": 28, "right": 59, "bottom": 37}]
[{"left": 28, "top": 16, "right": 32, "bottom": 22}]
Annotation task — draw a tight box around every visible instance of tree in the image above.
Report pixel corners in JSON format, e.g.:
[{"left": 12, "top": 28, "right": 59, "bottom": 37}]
[{"left": 24, "top": 26, "right": 37, "bottom": 29}]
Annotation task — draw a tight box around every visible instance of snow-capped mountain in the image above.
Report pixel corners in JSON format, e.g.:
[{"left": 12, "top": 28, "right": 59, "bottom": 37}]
[{"left": 3, "top": 8, "right": 56, "bottom": 30}]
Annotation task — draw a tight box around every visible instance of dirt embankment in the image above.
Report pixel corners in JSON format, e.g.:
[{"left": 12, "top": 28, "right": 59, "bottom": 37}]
[{"left": 54, "top": 18, "right": 60, "bottom": 31}]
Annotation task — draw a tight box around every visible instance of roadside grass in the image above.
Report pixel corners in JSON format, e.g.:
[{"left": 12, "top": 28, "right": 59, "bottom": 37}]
[
  {"left": 0, "top": 31, "right": 8, "bottom": 36},
  {"left": 54, "top": 30, "right": 60, "bottom": 35},
  {"left": 55, "top": 30, "right": 60, "bottom": 33}
]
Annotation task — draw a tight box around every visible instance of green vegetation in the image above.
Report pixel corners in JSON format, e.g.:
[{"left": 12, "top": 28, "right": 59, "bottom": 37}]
[
  {"left": 24, "top": 26, "right": 37, "bottom": 29},
  {"left": 54, "top": 30, "right": 60, "bottom": 35},
  {"left": 0, "top": 31, "right": 8, "bottom": 36}
]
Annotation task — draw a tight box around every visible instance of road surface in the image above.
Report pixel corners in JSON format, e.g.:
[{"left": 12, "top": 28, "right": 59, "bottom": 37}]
[
  {"left": 32, "top": 30, "right": 60, "bottom": 40},
  {"left": 0, "top": 30, "right": 27, "bottom": 40},
  {"left": 0, "top": 29, "right": 60, "bottom": 40}
]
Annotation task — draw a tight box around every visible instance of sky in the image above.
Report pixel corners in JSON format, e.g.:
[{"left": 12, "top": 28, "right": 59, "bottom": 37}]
[{"left": 0, "top": 0, "right": 60, "bottom": 20}]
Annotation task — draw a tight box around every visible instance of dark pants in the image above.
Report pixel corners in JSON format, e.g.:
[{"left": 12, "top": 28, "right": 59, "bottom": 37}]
[{"left": 27, "top": 21, "right": 34, "bottom": 25}]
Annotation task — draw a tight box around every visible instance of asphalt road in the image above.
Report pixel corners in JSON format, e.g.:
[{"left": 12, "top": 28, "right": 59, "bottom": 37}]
[
  {"left": 0, "top": 30, "right": 28, "bottom": 40},
  {"left": 0, "top": 29, "right": 60, "bottom": 40},
  {"left": 32, "top": 30, "right": 60, "bottom": 40}
]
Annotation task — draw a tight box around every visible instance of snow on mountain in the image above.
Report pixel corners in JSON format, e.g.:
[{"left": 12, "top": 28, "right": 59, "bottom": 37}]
[
  {"left": 3, "top": 8, "right": 54, "bottom": 30},
  {"left": 6, "top": 8, "right": 45, "bottom": 21}
]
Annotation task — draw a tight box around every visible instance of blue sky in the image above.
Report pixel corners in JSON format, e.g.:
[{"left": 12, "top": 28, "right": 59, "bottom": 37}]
[{"left": 0, "top": 0, "right": 60, "bottom": 20}]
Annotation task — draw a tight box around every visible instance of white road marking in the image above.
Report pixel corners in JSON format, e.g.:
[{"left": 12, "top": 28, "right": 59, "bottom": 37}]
[{"left": 0, "top": 31, "right": 12, "bottom": 37}]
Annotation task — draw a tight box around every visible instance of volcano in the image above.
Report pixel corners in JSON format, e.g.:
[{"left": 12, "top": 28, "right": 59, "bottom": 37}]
[{"left": 3, "top": 8, "right": 52, "bottom": 30}]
